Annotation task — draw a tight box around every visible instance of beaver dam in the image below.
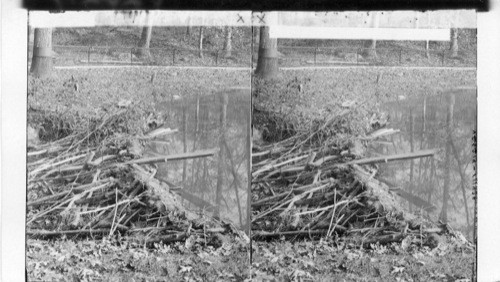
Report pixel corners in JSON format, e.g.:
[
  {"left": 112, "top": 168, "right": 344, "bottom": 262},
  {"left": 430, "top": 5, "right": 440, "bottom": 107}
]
[
  {"left": 27, "top": 89, "right": 251, "bottom": 245},
  {"left": 251, "top": 88, "right": 475, "bottom": 248}
]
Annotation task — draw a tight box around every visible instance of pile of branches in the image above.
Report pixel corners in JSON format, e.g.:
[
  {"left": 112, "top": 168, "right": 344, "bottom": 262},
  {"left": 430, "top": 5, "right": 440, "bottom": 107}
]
[
  {"left": 251, "top": 118, "right": 451, "bottom": 246},
  {"left": 27, "top": 110, "right": 243, "bottom": 245}
]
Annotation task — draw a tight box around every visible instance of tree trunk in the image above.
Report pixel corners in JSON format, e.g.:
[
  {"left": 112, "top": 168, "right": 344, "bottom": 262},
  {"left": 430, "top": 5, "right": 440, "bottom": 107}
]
[
  {"left": 198, "top": 27, "right": 204, "bottom": 58},
  {"left": 440, "top": 93, "right": 455, "bottom": 223},
  {"left": 186, "top": 17, "right": 192, "bottom": 37},
  {"left": 30, "top": 28, "right": 53, "bottom": 78},
  {"left": 136, "top": 12, "right": 153, "bottom": 59},
  {"left": 363, "top": 12, "right": 379, "bottom": 59},
  {"left": 252, "top": 26, "right": 260, "bottom": 65},
  {"left": 364, "top": 39, "right": 377, "bottom": 58},
  {"left": 223, "top": 26, "right": 233, "bottom": 58},
  {"left": 450, "top": 28, "right": 459, "bottom": 57},
  {"left": 425, "top": 41, "right": 430, "bottom": 59},
  {"left": 255, "top": 26, "right": 278, "bottom": 80},
  {"left": 254, "top": 26, "right": 260, "bottom": 46},
  {"left": 137, "top": 25, "right": 153, "bottom": 58}
]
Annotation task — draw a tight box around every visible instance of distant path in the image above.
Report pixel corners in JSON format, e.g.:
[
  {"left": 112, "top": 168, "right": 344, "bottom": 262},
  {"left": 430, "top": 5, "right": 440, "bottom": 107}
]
[
  {"left": 55, "top": 65, "right": 250, "bottom": 70},
  {"left": 282, "top": 66, "right": 477, "bottom": 71},
  {"left": 55, "top": 65, "right": 477, "bottom": 71}
]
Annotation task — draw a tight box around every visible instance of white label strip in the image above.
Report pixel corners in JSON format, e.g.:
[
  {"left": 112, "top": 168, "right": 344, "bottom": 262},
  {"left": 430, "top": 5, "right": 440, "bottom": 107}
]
[
  {"left": 29, "top": 11, "right": 253, "bottom": 27},
  {"left": 28, "top": 10, "right": 475, "bottom": 29},
  {"left": 269, "top": 26, "right": 451, "bottom": 41}
]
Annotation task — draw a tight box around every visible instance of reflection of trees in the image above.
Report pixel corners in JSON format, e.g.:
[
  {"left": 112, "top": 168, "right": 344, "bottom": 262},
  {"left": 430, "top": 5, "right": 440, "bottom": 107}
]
[
  {"left": 440, "top": 93, "right": 455, "bottom": 223},
  {"left": 416, "top": 97, "right": 426, "bottom": 209},
  {"left": 214, "top": 93, "right": 228, "bottom": 219},
  {"left": 408, "top": 108, "right": 415, "bottom": 212},
  {"left": 149, "top": 92, "right": 249, "bottom": 228},
  {"left": 224, "top": 139, "right": 243, "bottom": 226},
  {"left": 450, "top": 139, "right": 471, "bottom": 232},
  {"left": 182, "top": 105, "right": 188, "bottom": 185},
  {"left": 378, "top": 90, "right": 475, "bottom": 238}
]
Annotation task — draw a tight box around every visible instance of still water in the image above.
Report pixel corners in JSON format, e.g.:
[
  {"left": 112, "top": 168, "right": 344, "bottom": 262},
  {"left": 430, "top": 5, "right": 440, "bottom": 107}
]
[
  {"left": 369, "top": 88, "right": 476, "bottom": 239},
  {"left": 144, "top": 88, "right": 250, "bottom": 229}
]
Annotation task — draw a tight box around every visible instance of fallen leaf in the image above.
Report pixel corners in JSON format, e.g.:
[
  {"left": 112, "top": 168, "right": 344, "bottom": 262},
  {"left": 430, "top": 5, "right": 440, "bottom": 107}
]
[
  {"left": 391, "top": 266, "right": 405, "bottom": 274},
  {"left": 179, "top": 265, "right": 192, "bottom": 273}
]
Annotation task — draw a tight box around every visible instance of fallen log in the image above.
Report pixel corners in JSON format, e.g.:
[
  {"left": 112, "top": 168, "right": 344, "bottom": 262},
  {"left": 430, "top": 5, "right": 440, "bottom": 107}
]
[
  {"left": 389, "top": 188, "right": 437, "bottom": 213},
  {"left": 352, "top": 165, "right": 418, "bottom": 223},
  {"left": 27, "top": 228, "right": 113, "bottom": 236},
  {"left": 122, "top": 149, "right": 218, "bottom": 165},
  {"left": 252, "top": 228, "right": 346, "bottom": 239},
  {"left": 345, "top": 149, "right": 438, "bottom": 166}
]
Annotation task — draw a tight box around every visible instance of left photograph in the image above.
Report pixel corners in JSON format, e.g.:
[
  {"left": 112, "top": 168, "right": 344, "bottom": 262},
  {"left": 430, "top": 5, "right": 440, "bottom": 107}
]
[{"left": 26, "top": 11, "right": 251, "bottom": 281}]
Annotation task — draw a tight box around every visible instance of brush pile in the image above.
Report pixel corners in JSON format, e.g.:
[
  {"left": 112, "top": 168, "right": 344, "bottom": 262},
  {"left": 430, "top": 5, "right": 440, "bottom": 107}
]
[
  {"left": 27, "top": 109, "right": 243, "bottom": 245},
  {"left": 251, "top": 114, "right": 450, "bottom": 246}
]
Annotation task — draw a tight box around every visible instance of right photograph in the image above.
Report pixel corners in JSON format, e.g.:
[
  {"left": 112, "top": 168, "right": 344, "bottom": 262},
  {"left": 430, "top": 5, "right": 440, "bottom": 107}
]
[{"left": 251, "top": 11, "right": 477, "bottom": 281}]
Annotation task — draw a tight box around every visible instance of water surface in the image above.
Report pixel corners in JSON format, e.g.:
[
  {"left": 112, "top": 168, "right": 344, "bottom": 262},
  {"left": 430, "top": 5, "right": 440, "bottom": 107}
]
[
  {"left": 144, "top": 89, "right": 250, "bottom": 229},
  {"left": 369, "top": 88, "right": 476, "bottom": 238}
]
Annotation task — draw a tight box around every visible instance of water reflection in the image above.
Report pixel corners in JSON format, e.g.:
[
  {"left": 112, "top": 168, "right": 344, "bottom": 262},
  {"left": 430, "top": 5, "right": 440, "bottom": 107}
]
[
  {"left": 370, "top": 89, "right": 476, "bottom": 239},
  {"left": 144, "top": 89, "right": 250, "bottom": 229}
]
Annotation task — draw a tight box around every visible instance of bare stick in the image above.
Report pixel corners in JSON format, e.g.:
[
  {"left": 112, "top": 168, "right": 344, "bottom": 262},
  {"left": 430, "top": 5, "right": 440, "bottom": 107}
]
[
  {"left": 29, "top": 153, "right": 87, "bottom": 178},
  {"left": 252, "top": 179, "right": 335, "bottom": 208},
  {"left": 122, "top": 149, "right": 217, "bottom": 165},
  {"left": 28, "top": 179, "right": 114, "bottom": 207},
  {"left": 252, "top": 229, "right": 344, "bottom": 238},
  {"left": 252, "top": 154, "right": 308, "bottom": 178},
  {"left": 345, "top": 149, "right": 438, "bottom": 166},
  {"left": 27, "top": 229, "right": 112, "bottom": 236},
  {"left": 109, "top": 187, "right": 119, "bottom": 236},
  {"left": 80, "top": 199, "right": 135, "bottom": 215}
]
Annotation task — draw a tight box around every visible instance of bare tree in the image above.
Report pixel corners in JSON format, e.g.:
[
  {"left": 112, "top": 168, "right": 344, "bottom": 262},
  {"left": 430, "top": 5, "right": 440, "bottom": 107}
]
[
  {"left": 30, "top": 28, "right": 54, "bottom": 78},
  {"left": 223, "top": 26, "right": 233, "bottom": 58},
  {"left": 450, "top": 11, "right": 461, "bottom": 58},
  {"left": 185, "top": 17, "right": 192, "bottom": 37},
  {"left": 255, "top": 26, "right": 278, "bottom": 80},
  {"left": 415, "top": 11, "right": 430, "bottom": 59},
  {"left": 450, "top": 28, "right": 459, "bottom": 57},
  {"left": 424, "top": 12, "right": 431, "bottom": 59},
  {"left": 363, "top": 12, "right": 380, "bottom": 59},
  {"left": 364, "top": 39, "right": 377, "bottom": 58},
  {"left": 137, "top": 12, "right": 153, "bottom": 58},
  {"left": 198, "top": 27, "right": 204, "bottom": 58}
]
